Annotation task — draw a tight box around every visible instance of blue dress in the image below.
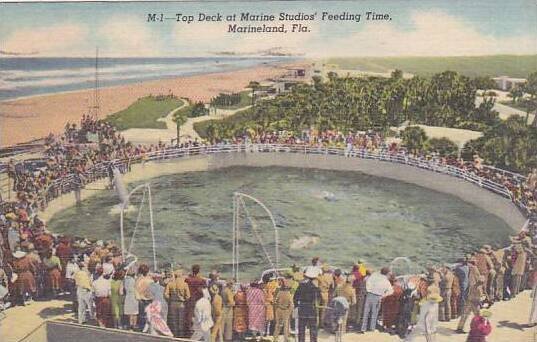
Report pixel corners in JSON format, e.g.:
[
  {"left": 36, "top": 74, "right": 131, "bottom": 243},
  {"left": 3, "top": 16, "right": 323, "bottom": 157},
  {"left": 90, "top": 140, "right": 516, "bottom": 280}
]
[{"left": 123, "top": 276, "right": 139, "bottom": 315}]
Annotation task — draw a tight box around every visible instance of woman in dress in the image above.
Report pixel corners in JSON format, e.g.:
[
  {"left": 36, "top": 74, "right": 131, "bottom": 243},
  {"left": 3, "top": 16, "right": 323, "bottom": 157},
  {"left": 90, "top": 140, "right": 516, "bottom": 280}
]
[
  {"left": 12, "top": 250, "right": 36, "bottom": 305},
  {"left": 123, "top": 268, "right": 139, "bottom": 330},
  {"left": 246, "top": 282, "right": 266, "bottom": 336},
  {"left": 110, "top": 269, "right": 125, "bottom": 329},
  {"left": 43, "top": 249, "right": 62, "bottom": 297},
  {"left": 233, "top": 284, "right": 248, "bottom": 340}
]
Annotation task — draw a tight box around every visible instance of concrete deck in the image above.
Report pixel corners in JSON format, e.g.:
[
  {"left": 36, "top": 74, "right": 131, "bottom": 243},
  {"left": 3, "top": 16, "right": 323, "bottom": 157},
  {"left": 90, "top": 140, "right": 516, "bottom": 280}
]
[{"left": 1, "top": 291, "right": 534, "bottom": 342}]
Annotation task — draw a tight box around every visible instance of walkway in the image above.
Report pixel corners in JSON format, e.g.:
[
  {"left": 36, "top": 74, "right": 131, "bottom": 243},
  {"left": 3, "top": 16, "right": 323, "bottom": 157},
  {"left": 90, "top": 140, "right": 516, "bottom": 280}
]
[
  {"left": 120, "top": 103, "right": 252, "bottom": 145},
  {"left": 0, "top": 291, "right": 534, "bottom": 342},
  {"left": 476, "top": 95, "right": 535, "bottom": 122},
  {"left": 180, "top": 105, "right": 252, "bottom": 141}
]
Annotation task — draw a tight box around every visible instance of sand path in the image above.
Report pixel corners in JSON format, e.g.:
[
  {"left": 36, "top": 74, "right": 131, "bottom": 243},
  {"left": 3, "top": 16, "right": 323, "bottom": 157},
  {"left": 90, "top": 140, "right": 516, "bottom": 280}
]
[
  {"left": 120, "top": 102, "right": 252, "bottom": 145},
  {"left": 475, "top": 95, "right": 535, "bottom": 122},
  {"left": 180, "top": 105, "right": 253, "bottom": 142}
]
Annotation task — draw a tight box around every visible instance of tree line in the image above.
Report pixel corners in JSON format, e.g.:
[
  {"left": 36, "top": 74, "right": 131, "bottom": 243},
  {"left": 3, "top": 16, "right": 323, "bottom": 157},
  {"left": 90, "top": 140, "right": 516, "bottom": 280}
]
[{"left": 196, "top": 70, "right": 537, "bottom": 172}]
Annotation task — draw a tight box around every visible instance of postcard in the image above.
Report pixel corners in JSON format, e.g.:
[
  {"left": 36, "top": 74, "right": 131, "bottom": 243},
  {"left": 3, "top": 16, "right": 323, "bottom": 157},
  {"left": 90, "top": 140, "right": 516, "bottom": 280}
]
[{"left": 0, "top": 1, "right": 536, "bottom": 341}]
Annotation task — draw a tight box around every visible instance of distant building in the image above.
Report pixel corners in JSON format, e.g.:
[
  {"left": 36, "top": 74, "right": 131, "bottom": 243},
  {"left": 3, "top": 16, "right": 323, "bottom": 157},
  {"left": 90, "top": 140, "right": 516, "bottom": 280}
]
[{"left": 492, "top": 76, "right": 526, "bottom": 91}]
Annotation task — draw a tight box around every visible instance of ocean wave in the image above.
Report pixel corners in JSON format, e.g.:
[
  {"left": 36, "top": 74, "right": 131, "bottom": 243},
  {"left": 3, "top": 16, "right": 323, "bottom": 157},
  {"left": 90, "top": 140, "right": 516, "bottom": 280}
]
[{"left": 0, "top": 57, "right": 277, "bottom": 97}]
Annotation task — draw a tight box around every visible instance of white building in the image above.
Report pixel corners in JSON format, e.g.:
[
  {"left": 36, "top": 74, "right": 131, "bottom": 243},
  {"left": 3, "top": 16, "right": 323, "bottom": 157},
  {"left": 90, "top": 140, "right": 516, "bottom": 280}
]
[{"left": 492, "top": 76, "right": 526, "bottom": 91}]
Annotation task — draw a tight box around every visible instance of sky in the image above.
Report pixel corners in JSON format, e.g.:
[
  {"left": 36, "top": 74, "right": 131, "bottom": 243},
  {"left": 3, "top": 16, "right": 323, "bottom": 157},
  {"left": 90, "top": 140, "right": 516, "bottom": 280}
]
[{"left": 1, "top": 0, "right": 536, "bottom": 57}]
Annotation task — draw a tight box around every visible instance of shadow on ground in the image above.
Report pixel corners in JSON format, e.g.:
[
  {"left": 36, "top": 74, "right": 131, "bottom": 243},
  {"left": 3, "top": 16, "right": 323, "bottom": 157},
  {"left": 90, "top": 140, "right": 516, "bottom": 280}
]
[
  {"left": 497, "top": 320, "right": 525, "bottom": 331},
  {"left": 38, "top": 304, "right": 72, "bottom": 319}
]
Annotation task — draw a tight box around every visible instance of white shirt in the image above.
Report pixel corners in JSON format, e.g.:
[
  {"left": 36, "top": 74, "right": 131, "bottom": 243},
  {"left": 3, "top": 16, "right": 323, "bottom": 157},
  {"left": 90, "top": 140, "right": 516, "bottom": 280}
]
[
  {"left": 365, "top": 272, "right": 394, "bottom": 297},
  {"left": 102, "top": 262, "right": 115, "bottom": 277},
  {"left": 65, "top": 262, "right": 80, "bottom": 280},
  {"left": 93, "top": 276, "right": 111, "bottom": 298}
]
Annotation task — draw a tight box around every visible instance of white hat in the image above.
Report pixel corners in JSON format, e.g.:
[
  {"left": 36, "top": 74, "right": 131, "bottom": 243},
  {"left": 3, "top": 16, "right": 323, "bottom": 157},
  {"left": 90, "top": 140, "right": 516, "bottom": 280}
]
[
  {"left": 304, "top": 266, "right": 321, "bottom": 279},
  {"left": 13, "top": 251, "right": 27, "bottom": 258}
]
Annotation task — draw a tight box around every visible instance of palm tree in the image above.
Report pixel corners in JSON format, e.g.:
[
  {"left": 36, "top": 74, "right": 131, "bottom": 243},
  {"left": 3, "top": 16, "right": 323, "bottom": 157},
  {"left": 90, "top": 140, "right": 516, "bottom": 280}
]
[
  {"left": 247, "top": 81, "right": 260, "bottom": 107},
  {"left": 172, "top": 110, "right": 188, "bottom": 145}
]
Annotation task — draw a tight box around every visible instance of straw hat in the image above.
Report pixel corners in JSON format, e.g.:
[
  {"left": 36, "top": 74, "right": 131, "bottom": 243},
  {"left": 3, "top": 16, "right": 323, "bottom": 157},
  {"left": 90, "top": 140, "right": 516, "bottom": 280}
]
[
  {"left": 209, "top": 284, "right": 220, "bottom": 295},
  {"left": 480, "top": 245, "right": 492, "bottom": 253},
  {"left": 480, "top": 309, "right": 492, "bottom": 318},
  {"left": 13, "top": 250, "right": 27, "bottom": 259},
  {"left": 5, "top": 212, "right": 17, "bottom": 221},
  {"left": 426, "top": 293, "right": 443, "bottom": 303}
]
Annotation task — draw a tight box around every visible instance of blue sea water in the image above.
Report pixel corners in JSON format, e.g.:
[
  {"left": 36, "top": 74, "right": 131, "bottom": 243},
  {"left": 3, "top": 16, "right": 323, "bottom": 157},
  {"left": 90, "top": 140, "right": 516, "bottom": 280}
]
[{"left": 0, "top": 57, "right": 289, "bottom": 101}]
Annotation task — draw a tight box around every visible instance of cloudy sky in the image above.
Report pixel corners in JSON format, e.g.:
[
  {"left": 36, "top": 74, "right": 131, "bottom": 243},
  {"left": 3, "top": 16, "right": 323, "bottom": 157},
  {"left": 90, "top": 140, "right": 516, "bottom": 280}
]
[{"left": 1, "top": 0, "right": 536, "bottom": 57}]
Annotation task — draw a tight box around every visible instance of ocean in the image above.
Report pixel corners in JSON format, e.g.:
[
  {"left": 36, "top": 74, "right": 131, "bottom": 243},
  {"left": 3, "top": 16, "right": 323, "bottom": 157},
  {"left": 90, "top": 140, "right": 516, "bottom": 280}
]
[{"left": 0, "top": 56, "right": 288, "bottom": 101}]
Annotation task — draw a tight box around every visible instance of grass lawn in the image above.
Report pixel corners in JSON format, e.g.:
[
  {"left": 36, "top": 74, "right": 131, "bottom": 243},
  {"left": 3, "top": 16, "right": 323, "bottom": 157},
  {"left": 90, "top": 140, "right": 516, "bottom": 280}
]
[
  {"left": 325, "top": 55, "right": 537, "bottom": 78},
  {"left": 105, "top": 96, "right": 184, "bottom": 130},
  {"left": 213, "top": 91, "right": 252, "bottom": 110}
]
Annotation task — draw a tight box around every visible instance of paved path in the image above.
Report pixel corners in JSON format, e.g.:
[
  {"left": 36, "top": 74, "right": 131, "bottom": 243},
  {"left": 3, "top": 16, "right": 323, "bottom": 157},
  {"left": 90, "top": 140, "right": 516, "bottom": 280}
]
[
  {"left": 1, "top": 291, "right": 534, "bottom": 342},
  {"left": 121, "top": 103, "right": 251, "bottom": 145},
  {"left": 476, "top": 96, "right": 535, "bottom": 122},
  {"left": 180, "top": 105, "right": 253, "bottom": 141}
]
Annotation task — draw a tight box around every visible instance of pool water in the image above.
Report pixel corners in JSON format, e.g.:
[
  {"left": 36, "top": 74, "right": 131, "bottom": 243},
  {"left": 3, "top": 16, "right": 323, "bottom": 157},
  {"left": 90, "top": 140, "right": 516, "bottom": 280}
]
[{"left": 48, "top": 166, "right": 512, "bottom": 278}]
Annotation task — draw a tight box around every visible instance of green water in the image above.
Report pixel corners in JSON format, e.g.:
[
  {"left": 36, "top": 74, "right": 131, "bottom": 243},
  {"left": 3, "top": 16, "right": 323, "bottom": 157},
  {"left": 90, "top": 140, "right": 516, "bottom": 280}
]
[{"left": 48, "top": 166, "right": 512, "bottom": 278}]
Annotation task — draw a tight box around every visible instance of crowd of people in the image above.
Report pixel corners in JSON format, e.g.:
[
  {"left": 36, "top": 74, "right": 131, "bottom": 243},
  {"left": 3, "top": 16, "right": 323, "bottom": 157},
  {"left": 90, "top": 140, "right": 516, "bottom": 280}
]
[
  {"left": 1, "top": 217, "right": 537, "bottom": 342},
  {"left": 1, "top": 117, "right": 537, "bottom": 342}
]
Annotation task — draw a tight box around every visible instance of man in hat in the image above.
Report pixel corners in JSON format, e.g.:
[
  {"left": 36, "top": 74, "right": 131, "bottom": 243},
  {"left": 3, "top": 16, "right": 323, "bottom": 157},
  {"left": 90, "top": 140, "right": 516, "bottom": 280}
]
[
  {"left": 164, "top": 269, "right": 190, "bottom": 337},
  {"left": 456, "top": 276, "right": 485, "bottom": 333},
  {"left": 74, "top": 262, "right": 93, "bottom": 324},
  {"left": 274, "top": 278, "right": 293, "bottom": 342},
  {"left": 294, "top": 266, "right": 321, "bottom": 342},
  {"left": 210, "top": 284, "right": 223, "bottom": 342},
  {"left": 359, "top": 267, "right": 393, "bottom": 333},
  {"left": 511, "top": 244, "right": 527, "bottom": 297},
  {"left": 467, "top": 309, "right": 492, "bottom": 342},
  {"left": 404, "top": 289, "right": 442, "bottom": 342},
  {"left": 475, "top": 245, "right": 496, "bottom": 300},
  {"left": 439, "top": 265, "right": 454, "bottom": 322},
  {"left": 221, "top": 279, "right": 235, "bottom": 341},
  {"left": 334, "top": 274, "right": 356, "bottom": 332},
  {"left": 317, "top": 264, "right": 334, "bottom": 328}
]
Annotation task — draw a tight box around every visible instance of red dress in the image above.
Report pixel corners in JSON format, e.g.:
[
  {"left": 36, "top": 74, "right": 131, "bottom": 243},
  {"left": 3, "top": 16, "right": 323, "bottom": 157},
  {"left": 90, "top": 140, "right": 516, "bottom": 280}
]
[
  {"left": 467, "top": 316, "right": 492, "bottom": 342},
  {"left": 13, "top": 256, "right": 36, "bottom": 294},
  {"left": 233, "top": 290, "right": 248, "bottom": 333},
  {"left": 382, "top": 283, "right": 403, "bottom": 328}
]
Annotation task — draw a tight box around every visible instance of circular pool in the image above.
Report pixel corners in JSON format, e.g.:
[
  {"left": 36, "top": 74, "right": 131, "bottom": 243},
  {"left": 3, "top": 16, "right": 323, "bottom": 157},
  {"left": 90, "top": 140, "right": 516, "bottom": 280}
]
[{"left": 48, "top": 166, "right": 512, "bottom": 278}]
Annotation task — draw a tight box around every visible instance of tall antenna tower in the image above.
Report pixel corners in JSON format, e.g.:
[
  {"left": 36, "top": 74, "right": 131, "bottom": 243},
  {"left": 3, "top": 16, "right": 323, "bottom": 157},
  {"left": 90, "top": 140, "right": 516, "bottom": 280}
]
[{"left": 92, "top": 47, "right": 100, "bottom": 118}]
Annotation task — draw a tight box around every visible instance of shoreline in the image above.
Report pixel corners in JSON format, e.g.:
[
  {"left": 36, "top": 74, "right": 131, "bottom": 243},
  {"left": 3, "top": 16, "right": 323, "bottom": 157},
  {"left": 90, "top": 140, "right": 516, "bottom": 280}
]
[
  {"left": 0, "top": 58, "right": 297, "bottom": 104},
  {"left": 0, "top": 61, "right": 302, "bottom": 146}
]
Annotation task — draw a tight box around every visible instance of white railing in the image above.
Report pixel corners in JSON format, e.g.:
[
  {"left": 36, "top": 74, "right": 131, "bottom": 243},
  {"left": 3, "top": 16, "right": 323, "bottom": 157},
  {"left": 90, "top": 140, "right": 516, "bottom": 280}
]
[
  {"left": 3, "top": 143, "right": 532, "bottom": 219},
  {"left": 140, "top": 143, "right": 518, "bottom": 199}
]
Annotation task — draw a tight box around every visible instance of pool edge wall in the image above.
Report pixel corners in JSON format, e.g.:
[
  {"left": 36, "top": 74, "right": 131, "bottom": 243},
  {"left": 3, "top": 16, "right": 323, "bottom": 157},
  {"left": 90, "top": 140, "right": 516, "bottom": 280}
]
[
  {"left": 40, "top": 151, "right": 525, "bottom": 232},
  {"left": 207, "top": 151, "right": 526, "bottom": 231}
]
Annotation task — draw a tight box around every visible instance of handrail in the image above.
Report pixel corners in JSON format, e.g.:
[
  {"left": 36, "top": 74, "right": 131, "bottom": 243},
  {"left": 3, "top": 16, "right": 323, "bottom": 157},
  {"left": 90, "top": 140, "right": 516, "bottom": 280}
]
[{"left": 2, "top": 143, "right": 532, "bottom": 221}]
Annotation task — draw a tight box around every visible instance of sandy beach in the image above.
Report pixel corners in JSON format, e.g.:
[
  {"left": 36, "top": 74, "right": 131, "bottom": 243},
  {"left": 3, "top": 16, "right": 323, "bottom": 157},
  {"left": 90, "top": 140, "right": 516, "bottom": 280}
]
[{"left": 0, "top": 63, "right": 292, "bottom": 147}]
